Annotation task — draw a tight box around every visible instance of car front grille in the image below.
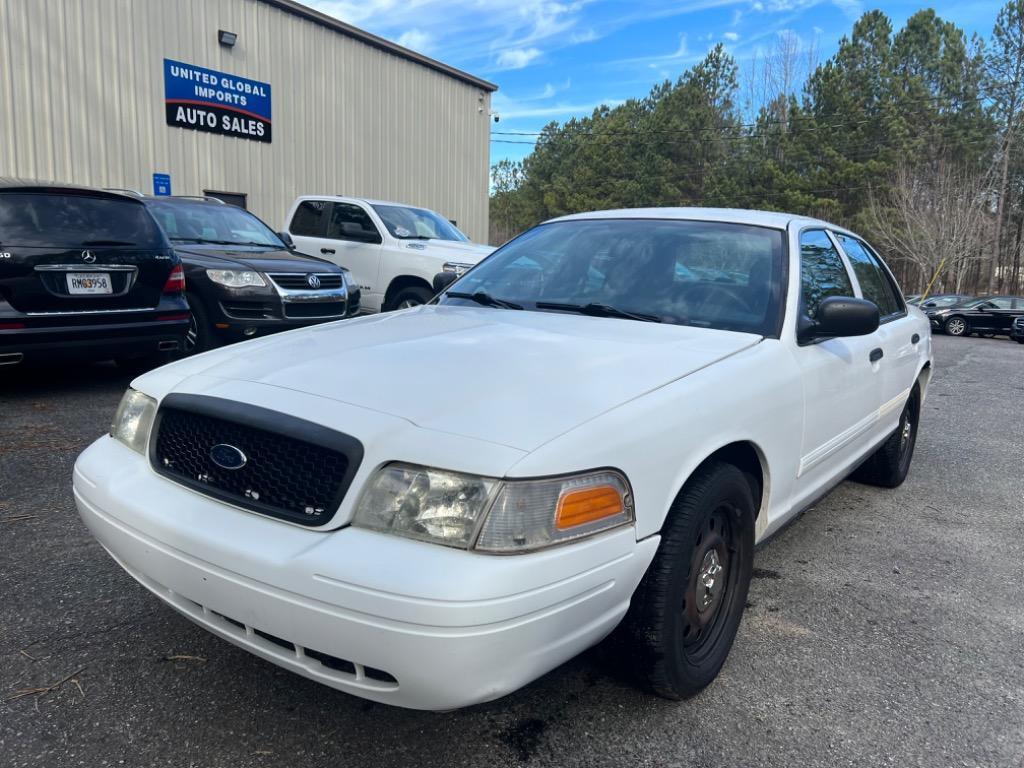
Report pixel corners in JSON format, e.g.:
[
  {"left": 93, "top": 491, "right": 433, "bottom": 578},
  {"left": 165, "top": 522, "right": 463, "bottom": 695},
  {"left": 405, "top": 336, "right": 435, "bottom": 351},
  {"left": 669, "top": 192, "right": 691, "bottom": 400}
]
[
  {"left": 150, "top": 394, "right": 363, "bottom": 526},
  {"left": 1014, "top": 317, "right": 1024, "bottom": 329},
  {"left": 269, "top": 273, "right": 344, "bottom": 290},
  {"left": 283, "top": 301, "right": 347, "bottom": 319}
]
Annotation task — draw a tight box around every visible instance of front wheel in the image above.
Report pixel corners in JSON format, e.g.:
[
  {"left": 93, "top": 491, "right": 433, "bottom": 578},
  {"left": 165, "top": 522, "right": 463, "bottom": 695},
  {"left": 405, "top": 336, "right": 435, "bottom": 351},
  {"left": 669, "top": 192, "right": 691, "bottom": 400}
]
[
  {"left": 386, "top": 285, "right": 433, "bottom": 311},
  {"left": 623, "top": 462, "right": 755, "bottom": 699},
  {"left": 184, "top": 293, "right": 218, "bottom": 355},
  {"left": 944, "top": 316, "right": 968, "bottom": 336}
]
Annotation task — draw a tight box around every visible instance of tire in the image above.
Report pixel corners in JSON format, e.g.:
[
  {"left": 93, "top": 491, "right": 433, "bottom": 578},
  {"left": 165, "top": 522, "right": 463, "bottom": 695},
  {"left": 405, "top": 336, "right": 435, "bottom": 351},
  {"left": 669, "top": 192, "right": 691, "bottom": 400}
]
[
  {"left": 1016, "top": 339, "right": 1024, "bottom": 345},
  {"left": 622, "top": 461, "right": 755, "bottom": 700},
  {"left": 386, "top": 285, "right": 433, "bottom": 311},
  {"left": 183, "top": 292, "right": 218, "bottom": 355},
  {"left": 944, "top": 316, "right": 968, "bottom": 336},
  {"left": 851, "top": 383, "right": 921, "bottom": 488}
]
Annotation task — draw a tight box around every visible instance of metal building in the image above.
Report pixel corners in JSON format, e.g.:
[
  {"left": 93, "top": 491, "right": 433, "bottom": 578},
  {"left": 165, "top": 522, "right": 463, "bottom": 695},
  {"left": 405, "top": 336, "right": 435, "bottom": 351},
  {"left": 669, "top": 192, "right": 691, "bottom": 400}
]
[{"left": 0, "top": 0, "right": 497, "bottom": 241}]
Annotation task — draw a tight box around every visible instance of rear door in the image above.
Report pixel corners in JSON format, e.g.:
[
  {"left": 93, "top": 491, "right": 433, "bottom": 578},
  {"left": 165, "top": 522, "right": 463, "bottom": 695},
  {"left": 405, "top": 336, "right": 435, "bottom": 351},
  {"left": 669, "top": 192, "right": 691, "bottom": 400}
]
[
  {"left": 0, "top": 190, "right": 173, "bottom": 315},
  {"left": 790, "top": 229, "right": 883, "bottom": 505},
  {"left": 833, "top": 233, "right": 918, "bottom": 433}
]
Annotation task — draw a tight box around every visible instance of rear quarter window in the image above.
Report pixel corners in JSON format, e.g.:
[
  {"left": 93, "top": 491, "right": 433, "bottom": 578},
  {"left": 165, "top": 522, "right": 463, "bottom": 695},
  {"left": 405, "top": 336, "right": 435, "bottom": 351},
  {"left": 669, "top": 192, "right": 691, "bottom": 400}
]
[
  {"left": 289, "top": 200, "right": 330, "bottom": 237},
  {"left": 0, "top": 192, "right": 165, "bottom": 248}
]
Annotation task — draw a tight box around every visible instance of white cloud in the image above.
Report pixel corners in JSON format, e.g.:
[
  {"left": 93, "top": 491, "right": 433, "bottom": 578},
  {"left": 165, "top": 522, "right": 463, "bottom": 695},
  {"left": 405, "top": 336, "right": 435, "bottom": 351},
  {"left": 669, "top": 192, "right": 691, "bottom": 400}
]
[
  {"left": 496, "top": 47, "right": 543, "bottom": 70},
  {"left": 495, "top": 99, "right": 624, "bottom": 119},
  {"left": 396, "top": 29, "right": 432, "bottom": 52},
  {"left": 731, "top": 9, "right": 743, "bottom": 25},
  {"left": 723, "top": 31, "right": 740, "bottom": 41}
]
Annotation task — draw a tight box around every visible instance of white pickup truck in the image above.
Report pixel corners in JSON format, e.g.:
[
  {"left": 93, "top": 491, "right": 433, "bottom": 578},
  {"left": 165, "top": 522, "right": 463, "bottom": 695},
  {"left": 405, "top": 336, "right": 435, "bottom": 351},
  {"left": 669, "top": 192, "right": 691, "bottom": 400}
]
[{"left": 282, "top": 195, "right": 493, "bottom": 312}]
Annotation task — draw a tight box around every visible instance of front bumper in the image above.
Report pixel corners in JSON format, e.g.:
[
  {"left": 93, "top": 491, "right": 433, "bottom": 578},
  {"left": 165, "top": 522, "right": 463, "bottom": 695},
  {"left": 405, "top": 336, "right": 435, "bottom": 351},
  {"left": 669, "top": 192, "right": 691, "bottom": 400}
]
[{"left": 73, "top": 436, "right": 657, "bottom": 710}]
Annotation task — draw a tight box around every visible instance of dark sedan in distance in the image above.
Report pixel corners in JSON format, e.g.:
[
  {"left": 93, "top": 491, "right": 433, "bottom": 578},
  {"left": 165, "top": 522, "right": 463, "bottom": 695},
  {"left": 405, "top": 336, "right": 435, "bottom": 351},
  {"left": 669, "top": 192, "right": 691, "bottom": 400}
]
[
  {"left": 142, "top": 196, "right": 359, "bottom": 354},
  {"left": 0, "top": 180, "right": 188, "bottom": 368},
  {"left": 926, "top": 295, "right": 1024, "bottom": 337}
]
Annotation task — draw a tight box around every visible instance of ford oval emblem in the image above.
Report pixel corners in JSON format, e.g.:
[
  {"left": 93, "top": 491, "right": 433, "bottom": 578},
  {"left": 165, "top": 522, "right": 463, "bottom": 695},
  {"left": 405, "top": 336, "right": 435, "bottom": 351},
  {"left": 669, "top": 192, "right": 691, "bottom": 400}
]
[{"left": 210, "top": 443, "right": 247, "bottom": 470}]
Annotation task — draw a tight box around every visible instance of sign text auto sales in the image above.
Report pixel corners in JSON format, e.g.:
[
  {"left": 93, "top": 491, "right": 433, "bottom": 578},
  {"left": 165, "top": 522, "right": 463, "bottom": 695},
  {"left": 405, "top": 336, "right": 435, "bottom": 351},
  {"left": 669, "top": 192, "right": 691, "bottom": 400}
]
[{"left": 163, "top": 59, "right": 272, "bottom": 143}]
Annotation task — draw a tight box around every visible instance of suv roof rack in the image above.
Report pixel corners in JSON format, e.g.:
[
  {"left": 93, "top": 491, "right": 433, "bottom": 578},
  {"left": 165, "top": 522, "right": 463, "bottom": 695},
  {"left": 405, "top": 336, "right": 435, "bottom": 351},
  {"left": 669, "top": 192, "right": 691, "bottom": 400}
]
[
  {"left": 166, "top": 195, "right": 227, "bottom": 204},
  {"left": 103, "top": 187, "right": 145, "bottom": 197}
]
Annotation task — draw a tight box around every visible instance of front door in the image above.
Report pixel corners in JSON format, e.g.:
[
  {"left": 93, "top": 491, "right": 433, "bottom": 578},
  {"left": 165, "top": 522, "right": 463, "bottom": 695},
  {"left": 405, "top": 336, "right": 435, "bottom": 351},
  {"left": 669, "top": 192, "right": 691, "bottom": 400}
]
[
  {"left": 324, "top": 202, "right": 384, "bottom": 311},
  {"left": 790, "top": 229, "right": 883, "bottom": 510}
]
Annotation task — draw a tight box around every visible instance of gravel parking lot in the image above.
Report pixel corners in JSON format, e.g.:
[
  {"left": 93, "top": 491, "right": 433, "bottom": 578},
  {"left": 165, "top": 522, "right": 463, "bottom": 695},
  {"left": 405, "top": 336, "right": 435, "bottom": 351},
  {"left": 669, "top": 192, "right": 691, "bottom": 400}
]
[{"left": 1, "top": 334, "right": 1022, "bottom": 768}]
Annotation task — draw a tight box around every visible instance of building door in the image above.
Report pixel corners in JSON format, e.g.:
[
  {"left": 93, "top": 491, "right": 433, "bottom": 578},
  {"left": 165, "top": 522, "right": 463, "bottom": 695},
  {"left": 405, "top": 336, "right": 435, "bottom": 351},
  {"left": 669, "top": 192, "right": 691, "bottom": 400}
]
[{"left": 204, "top": 190, "right": 247, "bottom": 209}]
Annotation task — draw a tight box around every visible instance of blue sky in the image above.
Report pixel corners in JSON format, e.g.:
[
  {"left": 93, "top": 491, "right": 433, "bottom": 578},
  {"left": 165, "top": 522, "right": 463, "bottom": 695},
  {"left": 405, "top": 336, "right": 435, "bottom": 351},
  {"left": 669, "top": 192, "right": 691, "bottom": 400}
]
[{"left": 306, "top": 0, "right": 1002, "bottom": 166}]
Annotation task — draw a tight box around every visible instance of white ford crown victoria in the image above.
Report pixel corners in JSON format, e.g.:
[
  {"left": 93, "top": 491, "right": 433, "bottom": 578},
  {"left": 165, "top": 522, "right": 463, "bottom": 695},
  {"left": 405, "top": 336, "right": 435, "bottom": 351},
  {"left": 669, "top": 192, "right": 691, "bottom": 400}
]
[{"left": 74, "top": 209, "right": 932, "bottom": 710}]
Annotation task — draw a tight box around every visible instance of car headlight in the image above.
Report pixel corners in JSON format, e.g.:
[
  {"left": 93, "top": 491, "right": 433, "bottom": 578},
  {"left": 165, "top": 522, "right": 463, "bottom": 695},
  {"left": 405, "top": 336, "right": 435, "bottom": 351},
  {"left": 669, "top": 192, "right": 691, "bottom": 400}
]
[
  {"left": 442, "top": 262, "right": 473, "bottom": 276},
  {"left": 206, "top": 269, "right": 267, "bottom": 288},
  {"left": 351, "top": 463, "right": 633, "bottom": 552},
  {"left": 110, "top": 388, "right": 158, "bottom": 455}
]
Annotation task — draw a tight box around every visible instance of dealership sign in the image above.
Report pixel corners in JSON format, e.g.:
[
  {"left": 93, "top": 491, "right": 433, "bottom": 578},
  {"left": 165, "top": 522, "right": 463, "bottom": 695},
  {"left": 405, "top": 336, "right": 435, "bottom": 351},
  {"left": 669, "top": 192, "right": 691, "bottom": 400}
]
[{"left": 163, "top": 59, "right": 271, "bottom": 143}]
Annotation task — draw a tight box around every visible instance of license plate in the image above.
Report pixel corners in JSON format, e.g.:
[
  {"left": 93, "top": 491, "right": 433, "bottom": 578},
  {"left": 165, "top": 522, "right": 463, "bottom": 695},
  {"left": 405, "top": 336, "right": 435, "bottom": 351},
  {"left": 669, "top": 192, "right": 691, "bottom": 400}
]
[{"left": 66, "top": 273, "right": 112, "bottom": 295}]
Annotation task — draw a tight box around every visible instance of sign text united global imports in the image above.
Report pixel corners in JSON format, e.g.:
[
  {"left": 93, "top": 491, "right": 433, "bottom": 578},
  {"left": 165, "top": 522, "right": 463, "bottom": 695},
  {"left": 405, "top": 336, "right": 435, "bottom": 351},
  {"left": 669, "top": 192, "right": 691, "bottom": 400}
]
[{"left": 163, "top": 59, "right": 271, "bottom": 143}]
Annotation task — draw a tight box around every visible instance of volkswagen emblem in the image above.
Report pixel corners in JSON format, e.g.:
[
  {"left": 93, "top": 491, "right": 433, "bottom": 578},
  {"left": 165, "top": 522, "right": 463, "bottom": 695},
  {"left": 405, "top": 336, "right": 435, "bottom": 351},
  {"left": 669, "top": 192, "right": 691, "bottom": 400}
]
[
  {"left": 209, "top": 443, "right": 247, "bottom": 471},
  {"left": 307, "top": 274, "right": 321, "bottom": 289},
  {"left": 81, "top": 250, "right": 97, "bottom": 263}
]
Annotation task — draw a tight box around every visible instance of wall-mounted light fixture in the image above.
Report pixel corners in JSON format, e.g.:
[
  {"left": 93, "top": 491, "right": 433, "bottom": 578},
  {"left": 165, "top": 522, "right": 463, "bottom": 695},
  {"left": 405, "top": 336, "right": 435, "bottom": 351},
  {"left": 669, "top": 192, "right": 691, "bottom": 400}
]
[{"left": 218, "top": 29, "right": 237, "bottom": 47}]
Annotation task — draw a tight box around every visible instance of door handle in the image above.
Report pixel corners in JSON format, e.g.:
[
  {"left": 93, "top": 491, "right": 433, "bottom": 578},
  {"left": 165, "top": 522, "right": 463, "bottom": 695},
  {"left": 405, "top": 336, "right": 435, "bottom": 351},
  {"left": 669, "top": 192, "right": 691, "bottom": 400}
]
[
  {"left": 911, "top": 333, "right": 920, "bottom": 344},
  {"left": 320, "top": 248, "right": 336, "bottom": 255},
  {"left": 869, "top": 348, "right": 884, "bottom": 363}
]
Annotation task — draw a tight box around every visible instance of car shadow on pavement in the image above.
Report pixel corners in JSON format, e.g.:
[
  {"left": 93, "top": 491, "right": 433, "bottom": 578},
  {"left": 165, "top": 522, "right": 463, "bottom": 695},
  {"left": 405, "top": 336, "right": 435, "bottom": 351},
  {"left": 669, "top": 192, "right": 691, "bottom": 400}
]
[{"left": 0, "top": 361, "right": 136, "bottom": 397}]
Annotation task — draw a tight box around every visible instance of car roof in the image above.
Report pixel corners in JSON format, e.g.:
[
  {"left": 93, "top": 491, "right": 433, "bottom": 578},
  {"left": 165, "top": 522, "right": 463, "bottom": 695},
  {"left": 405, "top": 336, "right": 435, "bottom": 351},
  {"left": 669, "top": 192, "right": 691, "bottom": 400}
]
[
  {"left": 294, "top": 194, "right": 429, "bottom": 210},
  {"left": 0, "top": 177, "right": 142, "bottom": 201},
  {"left": 547, "top": 207, "right": 840, "bottom": 231}
]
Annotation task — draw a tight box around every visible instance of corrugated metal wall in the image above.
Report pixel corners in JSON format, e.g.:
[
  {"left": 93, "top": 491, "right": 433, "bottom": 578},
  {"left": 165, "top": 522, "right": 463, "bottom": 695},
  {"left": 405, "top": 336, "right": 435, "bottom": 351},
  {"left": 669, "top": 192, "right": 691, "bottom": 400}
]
[{"left": 0, "top": 0, "right": 493, "bottom": 241}]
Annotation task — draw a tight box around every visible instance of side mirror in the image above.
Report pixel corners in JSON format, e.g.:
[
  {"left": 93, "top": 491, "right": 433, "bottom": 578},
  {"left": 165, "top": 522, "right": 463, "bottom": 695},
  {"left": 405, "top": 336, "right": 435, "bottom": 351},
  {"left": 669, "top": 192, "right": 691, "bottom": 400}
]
[
  {"left": 432, "top": 271, "right": 458, "bottom": 294},
  {"left": 799, "top": 296, "right": 880, "bottom": 342},
  {"left": 277, "top": 231, "right": 295, "bottom": 249}
]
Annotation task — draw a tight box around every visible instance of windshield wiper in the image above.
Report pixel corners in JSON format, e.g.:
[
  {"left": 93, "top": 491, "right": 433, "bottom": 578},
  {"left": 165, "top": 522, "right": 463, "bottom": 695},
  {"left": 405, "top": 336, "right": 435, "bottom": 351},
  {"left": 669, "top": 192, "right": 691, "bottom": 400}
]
[
  {"left": 535, "top": 302, "right": 662, "bottom": 323},
  {"left": 446, "top": 291, "right": 523, "bottom": 310},
  {"left": 396, "top": 234, "right": 433, "bottom": 240}
]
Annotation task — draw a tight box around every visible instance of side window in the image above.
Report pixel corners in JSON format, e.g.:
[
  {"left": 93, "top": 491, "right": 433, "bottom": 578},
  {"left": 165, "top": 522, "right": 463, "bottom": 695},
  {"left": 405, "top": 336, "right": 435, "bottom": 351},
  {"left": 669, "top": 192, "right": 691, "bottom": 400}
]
[
  {"left": 989, "top": 297, "right": 1013, "bottom": 309},
  {"left": 836, "top": 234, "right": 902, "bottom": 317},
  {"left": 800, "top": 229, "right": 854, "bottom": 319},
  {"left": 327, "top": 203, "right": 382, "bottom": 244},
  {"left": 1014, "top": 299, "right": 1024, "bottom": 309},
  {"left": 289, "top": 200, "right": 330, "bottom": 237}
]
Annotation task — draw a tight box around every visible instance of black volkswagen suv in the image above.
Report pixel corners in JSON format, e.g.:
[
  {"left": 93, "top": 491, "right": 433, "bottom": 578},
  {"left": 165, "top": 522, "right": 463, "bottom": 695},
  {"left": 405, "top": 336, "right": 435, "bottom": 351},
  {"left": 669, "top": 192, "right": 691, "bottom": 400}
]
[
  {"left": 141, "top": 196, "right": 358, "bottom": 354},
  {"left": 0, "top": 181, "right": 188, "bottom": 367}
]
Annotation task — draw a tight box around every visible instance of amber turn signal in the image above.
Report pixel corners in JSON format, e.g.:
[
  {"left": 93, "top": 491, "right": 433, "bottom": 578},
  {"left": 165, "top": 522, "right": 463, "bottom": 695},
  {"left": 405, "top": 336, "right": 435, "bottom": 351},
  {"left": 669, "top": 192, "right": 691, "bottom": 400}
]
[{"left": 555, "top": 485, "right": 624, "bottom": 530}]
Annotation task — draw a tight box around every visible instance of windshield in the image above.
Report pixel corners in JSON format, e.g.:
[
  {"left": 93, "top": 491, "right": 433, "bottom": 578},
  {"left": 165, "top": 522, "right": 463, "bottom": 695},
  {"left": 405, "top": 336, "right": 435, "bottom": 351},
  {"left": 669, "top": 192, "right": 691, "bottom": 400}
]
[
  {"left": 441, "top": 219, "right": 786, "bottom": 335},
  {"left": 147, "top": 200, "right": 283, "bottom": 247},
  {"left": 371, "top": 204, "right": 468, "bottom": 242},
  {"left": 0, "top": 192, "right": 165, "bottom": 248}
]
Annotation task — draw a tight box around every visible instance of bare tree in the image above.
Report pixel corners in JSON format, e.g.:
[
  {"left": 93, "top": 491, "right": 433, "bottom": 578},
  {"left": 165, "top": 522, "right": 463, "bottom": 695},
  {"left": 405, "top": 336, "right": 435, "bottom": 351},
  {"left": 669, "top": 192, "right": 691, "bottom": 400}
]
[{"left": 867, "top": 161, "right": 994, "bottom": 295}]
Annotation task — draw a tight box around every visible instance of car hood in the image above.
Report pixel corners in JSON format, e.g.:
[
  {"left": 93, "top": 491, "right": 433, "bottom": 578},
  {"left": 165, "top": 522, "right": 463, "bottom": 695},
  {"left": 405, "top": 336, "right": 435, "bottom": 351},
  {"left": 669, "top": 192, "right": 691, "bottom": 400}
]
[
  {"left": 398, "top": 239, "right": 494, "bottom": 263},
  {"left": 144, "top": 306, "right": 761, "bottom": 452},
  {"left": 173, "top": 244, "right": 337, "bottom": 272}
]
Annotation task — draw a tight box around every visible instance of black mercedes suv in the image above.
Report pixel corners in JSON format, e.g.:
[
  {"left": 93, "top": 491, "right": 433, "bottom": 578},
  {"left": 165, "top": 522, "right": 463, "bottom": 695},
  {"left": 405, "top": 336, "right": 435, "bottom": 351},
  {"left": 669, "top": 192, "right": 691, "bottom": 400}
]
[
  {"left": 0, "top": 181, "right": 188, "bottom": 367},
  {"left": 141, "top": 196, "right": 359, "bottom": 354}
]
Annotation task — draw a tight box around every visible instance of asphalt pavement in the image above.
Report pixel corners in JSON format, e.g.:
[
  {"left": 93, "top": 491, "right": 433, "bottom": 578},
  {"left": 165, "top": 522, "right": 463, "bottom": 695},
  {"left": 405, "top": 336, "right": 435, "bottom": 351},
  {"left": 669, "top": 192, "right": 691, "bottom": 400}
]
[{"left": 1, "top": 335, "right": 1022, "bottom": 768}]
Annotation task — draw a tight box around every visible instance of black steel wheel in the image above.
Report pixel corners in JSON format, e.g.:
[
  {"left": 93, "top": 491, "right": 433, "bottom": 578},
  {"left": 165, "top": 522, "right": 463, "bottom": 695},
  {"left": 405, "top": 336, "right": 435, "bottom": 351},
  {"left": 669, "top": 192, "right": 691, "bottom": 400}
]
[
  {"left": 624, "top": 461, "right": 755, "bottom": 699},
  {"left": 852, "top": 382, "right": 921, "bottom": 488}
]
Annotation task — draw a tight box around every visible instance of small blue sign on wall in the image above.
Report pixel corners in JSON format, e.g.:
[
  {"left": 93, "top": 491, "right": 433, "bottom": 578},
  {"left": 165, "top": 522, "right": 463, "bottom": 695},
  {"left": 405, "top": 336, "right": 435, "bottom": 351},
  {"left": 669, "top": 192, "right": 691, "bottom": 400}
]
[{"left": 152, "top": 173, "right": 172, "bottom": 196}]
